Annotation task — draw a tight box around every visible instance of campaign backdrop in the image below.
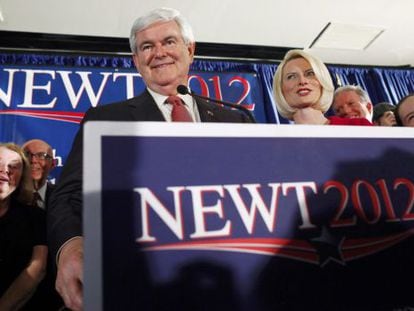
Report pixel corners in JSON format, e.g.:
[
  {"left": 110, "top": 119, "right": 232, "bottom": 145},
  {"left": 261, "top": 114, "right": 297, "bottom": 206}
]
[
  {"left": 1, "top": 52, "right": 414, "bottom": 184},
  {"left": 84, "top": 122, "right": 414, "bottom": 311},
  {"left": 0, "top": 62, "right": 267, "bottom": 181}
]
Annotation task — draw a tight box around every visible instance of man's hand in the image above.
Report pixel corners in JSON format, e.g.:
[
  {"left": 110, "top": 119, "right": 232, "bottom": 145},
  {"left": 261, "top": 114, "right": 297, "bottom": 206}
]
[{"left": 56, "top": 237, "right": 84, "bottom": 311}]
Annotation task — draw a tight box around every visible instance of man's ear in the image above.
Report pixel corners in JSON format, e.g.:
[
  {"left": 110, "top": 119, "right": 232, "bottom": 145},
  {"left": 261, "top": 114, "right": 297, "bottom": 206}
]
[
  {"left": 188, "top": 42, "right": 196, "bottom": 61},
  {"left": 132, "top": 53, "right": 141, "bottom": 72},
  {"left": 367, "top": 102, "right": 373, "bottom": 114}
]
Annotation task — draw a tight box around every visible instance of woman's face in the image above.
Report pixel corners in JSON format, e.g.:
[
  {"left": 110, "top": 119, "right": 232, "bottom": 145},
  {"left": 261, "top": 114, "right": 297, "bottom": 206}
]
[
  {"left": 398, "top": 96, "right": 414, "bottom": 127},
  {"left": 0, "top": 147, "right": 23, "bottom": 201},
  {"left": 281, "top": 57, "right": 322, "bottom": 109}
]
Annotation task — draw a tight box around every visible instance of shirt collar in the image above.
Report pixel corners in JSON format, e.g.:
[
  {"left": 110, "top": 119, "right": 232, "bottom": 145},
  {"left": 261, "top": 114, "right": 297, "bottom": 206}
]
[
  {"left": 36, "top": 182, "right": 47, "bottom": 201},
  {"left": 147, "top": 87, "right": 192, "bottom": 106},
  {"left": 147, "top": 87, "right": 200, "bottom": 122}
]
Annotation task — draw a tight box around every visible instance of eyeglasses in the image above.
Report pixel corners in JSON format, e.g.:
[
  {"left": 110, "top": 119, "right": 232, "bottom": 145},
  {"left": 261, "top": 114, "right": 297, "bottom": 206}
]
[{"left": 24, "top": 151, "right": 53, "bottom": 161}]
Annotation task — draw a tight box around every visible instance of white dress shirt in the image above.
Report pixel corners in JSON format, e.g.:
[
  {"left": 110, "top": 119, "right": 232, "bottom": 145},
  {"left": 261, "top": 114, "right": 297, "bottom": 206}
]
[
  {"left": 147, "top": 88, "right": 201, "bottom": 122},
  {"left": 34, "top": 182, "right": 47, "bottom": 209}
]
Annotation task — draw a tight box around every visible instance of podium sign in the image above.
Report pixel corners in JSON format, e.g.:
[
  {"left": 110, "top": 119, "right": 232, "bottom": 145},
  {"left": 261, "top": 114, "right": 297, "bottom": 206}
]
[{"left": 84, "top": 122, "right": 414, "bottom": 310}]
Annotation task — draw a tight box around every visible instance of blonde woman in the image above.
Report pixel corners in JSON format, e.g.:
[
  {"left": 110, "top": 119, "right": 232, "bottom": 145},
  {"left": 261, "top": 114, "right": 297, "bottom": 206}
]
[{"left": 273, "top": 49, "right": 371, "bottom": 125}]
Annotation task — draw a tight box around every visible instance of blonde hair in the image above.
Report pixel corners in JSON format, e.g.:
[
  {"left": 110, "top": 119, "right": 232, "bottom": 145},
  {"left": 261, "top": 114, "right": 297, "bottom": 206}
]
[
  {"left": 0, "top": 143, "right": 33, "bottom": 205},
  {"left": 273, "top": 49, "right": 334, "bottom": 120}
]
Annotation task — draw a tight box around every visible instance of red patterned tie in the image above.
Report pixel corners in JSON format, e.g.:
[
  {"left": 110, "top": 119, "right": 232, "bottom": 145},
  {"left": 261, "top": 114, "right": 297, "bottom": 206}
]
[{"left": 166, "top": 95, "right": 193, "bottom": 122}]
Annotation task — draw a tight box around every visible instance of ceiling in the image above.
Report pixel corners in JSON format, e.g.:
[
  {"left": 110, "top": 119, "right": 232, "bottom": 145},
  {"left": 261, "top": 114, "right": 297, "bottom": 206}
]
[{"left": 0, "top": 0, "right": 413, "bottom": 67}]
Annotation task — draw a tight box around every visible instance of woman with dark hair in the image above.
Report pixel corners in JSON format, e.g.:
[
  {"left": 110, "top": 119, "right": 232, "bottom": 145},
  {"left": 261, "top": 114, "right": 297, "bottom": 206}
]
[{"left": 0, "top": 143, "right": 47, "bottom": 310}]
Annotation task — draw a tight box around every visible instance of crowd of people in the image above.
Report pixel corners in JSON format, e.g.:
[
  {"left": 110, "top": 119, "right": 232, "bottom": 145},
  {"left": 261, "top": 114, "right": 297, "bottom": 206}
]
[
  {"left": 1, "top": 6, "right": 413, "bottom": 311},
  {"left": 272, "top": 48, "right": 413, "bottom": 127}
]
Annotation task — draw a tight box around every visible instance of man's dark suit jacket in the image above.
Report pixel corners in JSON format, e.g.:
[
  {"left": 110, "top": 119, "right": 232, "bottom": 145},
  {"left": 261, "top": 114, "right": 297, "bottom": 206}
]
[
  {"left": 48, "top": 90, "right": 253, "bottom": 259},
  {"left": 44, "top": 182, "right": 55, "bottom": 209}
]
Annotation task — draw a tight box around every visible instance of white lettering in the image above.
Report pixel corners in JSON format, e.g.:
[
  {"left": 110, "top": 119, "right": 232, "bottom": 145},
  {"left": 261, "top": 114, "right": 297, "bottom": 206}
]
[
  {"left": 187, "top": 185, "right": 231, "bottom": 239},
  {"left": 113, "top": 72, "right": 141, "bottom": 99},
  {"left": 18, "top": 69, "right": 57, "bottom": 108},
  {"left": 58, "top": 71, "right": 111, "bottom": 108},
  {"left": 0, "top": 69, "right": 19, "bottom": 107},
  {"left": 52, "top": 149, "right": 63, "bottom": 167},
  {"left": 133, "top": 187, "right": 184, "bottom": 242},
  {"left": 282, "top": 182, "right": 317, "bottom": 229},
  {"left": 225, "top": 183, "right": 281, "bottom": 234}
]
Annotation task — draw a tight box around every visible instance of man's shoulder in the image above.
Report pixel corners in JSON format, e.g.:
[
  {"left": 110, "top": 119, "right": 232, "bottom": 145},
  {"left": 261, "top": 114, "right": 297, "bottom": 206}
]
[
  {"left": 84, "top": 91, "right": 152, "bottom": 120},
  {"left": 46, "top": 181, "right": 56, "bottom": 191},
  {"left": 197, "top": 98, "right": 253, "bottom": 123}
]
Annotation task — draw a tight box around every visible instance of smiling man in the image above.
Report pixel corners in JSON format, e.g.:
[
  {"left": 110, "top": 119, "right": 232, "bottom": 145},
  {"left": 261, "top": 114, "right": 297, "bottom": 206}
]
[
  {"left": 332, "top": 85, "right": 373, "bottom": 122},
  {"left": 22, "top": 139, "right": 56, "bottom": 209},
  {"left": 48, "top": 7, "right": 254, "bottom": 311}
]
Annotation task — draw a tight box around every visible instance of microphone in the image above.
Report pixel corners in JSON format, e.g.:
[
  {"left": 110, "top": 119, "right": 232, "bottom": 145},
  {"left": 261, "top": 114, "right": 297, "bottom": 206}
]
[{"left": 177, "top": 85, "right": 256, "bottom": 123}]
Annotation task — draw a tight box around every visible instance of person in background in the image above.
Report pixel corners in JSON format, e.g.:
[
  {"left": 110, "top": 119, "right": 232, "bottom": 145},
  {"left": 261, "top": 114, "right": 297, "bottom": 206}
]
[
  {"left": 22, "top": 139, "right": 63, "bottom": 310},
  {"left": 0, "top": 143, "right": 47, "bottom": 310},
  {"left": 372, "top": 102, "right": 396, "bottom": 126},
  {"left": 48, "top": 7, "right": 254, "bottom": 311},
  {"left": 332, "top": 85, "right": 373, "bottom": 123},
  {"left": 395, "top": 93, "right": 414, "bottom": 127},
  {"left": 273, "top": 49, "right": 371, "bottom": 125},
  {"left": 22, "top": 139, "right": 56, "bottom": 210}
]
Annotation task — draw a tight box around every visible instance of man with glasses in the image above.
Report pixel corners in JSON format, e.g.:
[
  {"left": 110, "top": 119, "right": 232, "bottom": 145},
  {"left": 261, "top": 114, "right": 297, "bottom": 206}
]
[
  {"left": 21, "top": 139, "right": 64, "bottom": 310},
  {"left": 22, "top": 139, "right": 56, "bottom": 209},
  {"left": 332, "top": 85, "right": 373, "bottom": 123}
]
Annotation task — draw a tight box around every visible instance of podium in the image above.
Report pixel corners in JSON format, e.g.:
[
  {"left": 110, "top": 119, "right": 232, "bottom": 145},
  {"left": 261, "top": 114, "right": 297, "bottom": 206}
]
[{"left": 84, "top": 122, "right": 414, "bottom": 310}]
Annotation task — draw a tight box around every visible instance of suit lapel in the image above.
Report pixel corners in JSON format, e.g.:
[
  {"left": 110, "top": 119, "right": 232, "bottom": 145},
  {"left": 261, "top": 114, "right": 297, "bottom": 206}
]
[
  {"left": 45, "top": 182, "right": 56, "bottom": 210},
  {"left": 127, "top": 90, "right": 166, "bottom": 121},
  {"left": 197, "top": 98, "right": 220, "bottom": 122},
  {"left": 124, "top": 90, "right": 234, "bottom": 122}
]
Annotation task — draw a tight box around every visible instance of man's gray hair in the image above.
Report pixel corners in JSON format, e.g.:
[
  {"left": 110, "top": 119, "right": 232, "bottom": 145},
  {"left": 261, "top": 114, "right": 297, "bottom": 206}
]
[
  {"left": 129, "top": 7, "right": 195, "bottom": 54},
  {"left": 333, "top": 85, "right": 371, "bottom": 103}
]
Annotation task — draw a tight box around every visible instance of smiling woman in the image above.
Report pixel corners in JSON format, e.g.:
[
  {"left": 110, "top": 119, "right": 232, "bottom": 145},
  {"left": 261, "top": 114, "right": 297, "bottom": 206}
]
[
  {"left": 395, "top": 94, "right": 414, "bottom": 127},
  {"left": 272, "top": 49, "right": 372, "bottom": 126},
  {"left": 0, "top": 143, "right": 48, "bottom": 310},
  {"left": 273, "top": 49, "right": 333, "bottom": 124}
]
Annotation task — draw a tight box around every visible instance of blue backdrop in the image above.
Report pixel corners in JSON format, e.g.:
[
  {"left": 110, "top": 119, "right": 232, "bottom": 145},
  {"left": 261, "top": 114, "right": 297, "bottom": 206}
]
[
  {"left": 82, "top": 122, "right": 414, "bottom": 310},
  {"left": 1, "top": 52, "right": 414, "bottom": 182}
]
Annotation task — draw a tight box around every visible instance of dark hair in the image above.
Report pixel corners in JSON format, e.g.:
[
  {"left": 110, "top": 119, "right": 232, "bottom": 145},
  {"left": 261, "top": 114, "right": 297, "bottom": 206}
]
[
  {"left": 395, "top": 93, "right": 414, "bottom": 126},
  {"left": 373, "top": 102, "right": 395, "bottom": 122}
]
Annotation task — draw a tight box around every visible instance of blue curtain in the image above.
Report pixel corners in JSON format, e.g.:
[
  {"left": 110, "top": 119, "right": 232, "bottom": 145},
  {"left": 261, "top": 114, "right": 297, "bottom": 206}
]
[{"left": 329, "top": 65, "right": 414, "bottom": 105}]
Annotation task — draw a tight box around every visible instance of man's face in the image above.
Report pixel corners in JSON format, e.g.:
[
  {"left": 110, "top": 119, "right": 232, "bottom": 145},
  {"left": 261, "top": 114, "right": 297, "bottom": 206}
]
[
  {"left": 22, "top": 141, "right": 54, "bottom": 189},
  {"left": 398, "top": 96, "right": 414, "bottom": 127},
  {"left": 0, "top": 147, "right": 23, "bottom": 201},
  {"left": 132, "top": 20, "right": 195, "bottom": 95},
  {"left": 333, "top": 91, "right": 373, "bottom": 121}
]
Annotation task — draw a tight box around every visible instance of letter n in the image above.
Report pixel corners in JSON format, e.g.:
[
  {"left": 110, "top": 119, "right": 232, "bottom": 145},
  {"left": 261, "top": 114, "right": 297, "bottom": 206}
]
[{"left": 133, "top": 187, "right": 184, "bottom": 242}]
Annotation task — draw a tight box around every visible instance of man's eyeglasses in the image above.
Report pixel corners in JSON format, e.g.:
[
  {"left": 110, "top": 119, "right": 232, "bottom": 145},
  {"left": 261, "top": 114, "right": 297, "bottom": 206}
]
[{"left": 24, "top": 151, "right": 53, "bottom": 161}]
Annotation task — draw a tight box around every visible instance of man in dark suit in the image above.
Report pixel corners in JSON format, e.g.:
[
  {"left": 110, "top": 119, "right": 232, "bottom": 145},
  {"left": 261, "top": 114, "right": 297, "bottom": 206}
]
[{"left": 48, "top": 7, "right": 254, "bottom": 311}]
